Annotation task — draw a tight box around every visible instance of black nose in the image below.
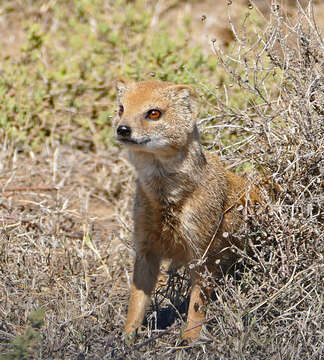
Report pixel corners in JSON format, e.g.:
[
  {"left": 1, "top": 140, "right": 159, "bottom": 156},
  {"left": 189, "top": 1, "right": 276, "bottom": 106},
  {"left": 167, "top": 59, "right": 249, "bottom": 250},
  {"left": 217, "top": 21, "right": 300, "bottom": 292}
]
[{"left": 117, "top": 125, "right": 131, "bottom": 137}]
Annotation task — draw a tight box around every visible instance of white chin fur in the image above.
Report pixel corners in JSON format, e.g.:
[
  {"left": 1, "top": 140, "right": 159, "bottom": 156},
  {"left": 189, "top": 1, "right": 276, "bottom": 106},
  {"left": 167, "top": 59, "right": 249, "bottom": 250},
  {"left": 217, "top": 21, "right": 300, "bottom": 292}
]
[
  {"left": 145, "top": 137, "right": 170, "bottom": 149},
  {"left": 124, "top": 136, "right": 170, "bottom": 150},
  {"left": 122, "top": 136, "right": 172, "bottom": 154}
]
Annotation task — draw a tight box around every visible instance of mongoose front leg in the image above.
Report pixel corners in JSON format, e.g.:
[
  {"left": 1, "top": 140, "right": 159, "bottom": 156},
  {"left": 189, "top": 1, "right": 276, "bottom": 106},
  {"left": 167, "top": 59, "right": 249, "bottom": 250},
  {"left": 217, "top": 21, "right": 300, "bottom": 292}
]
[
  {"left": 125, "top": 252, "right": 160, "bottom": 335},
  {"left": 182, "top": 282, "right": 206, "bottom": 341}
]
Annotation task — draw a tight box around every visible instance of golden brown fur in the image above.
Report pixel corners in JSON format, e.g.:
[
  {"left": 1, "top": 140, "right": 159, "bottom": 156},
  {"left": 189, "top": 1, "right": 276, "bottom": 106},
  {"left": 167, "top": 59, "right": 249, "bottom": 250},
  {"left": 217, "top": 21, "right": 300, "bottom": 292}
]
[{"left": 114, "top": 79, "right": 262, "bottom": 340}]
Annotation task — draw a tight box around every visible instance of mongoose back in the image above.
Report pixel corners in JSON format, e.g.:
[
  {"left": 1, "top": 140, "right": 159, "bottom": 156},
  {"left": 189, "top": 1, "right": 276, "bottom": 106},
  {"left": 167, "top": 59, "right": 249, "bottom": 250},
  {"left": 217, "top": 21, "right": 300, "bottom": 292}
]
[{"left": 114, "top": 79, "right": 262, "bottom": 340}]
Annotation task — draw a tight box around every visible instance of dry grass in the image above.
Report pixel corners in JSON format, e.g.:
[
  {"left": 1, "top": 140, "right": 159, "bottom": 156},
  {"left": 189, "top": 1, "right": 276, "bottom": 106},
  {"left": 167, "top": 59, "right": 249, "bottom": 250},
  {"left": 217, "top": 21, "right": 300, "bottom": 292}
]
[
  {"left": 0, "top": 1, "right": 323, "bottom": 359},
  {"left": 0, "top": 145, "right": 134, "bottom": 358}
]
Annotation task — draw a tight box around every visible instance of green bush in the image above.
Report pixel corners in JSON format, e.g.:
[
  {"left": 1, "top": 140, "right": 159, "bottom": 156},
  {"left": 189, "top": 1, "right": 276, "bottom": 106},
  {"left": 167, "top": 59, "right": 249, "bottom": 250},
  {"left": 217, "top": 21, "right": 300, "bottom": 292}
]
[{"left": 1, "top": 310, "right": 44, "bottom": 360}]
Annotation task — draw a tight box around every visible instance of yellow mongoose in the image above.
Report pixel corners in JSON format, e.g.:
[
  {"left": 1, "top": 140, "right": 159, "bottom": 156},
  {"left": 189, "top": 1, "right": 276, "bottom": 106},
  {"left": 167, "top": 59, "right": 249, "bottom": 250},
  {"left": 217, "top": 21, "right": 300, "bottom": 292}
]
[{"left": 114, "top": 79, "right": 261, "bottom": 340}]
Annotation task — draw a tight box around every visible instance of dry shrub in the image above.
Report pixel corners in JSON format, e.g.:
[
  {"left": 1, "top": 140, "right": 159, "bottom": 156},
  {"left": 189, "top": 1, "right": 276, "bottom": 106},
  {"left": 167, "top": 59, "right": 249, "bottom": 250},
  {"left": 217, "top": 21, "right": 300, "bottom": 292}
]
[{"left": 192, "top": 2, "right": 323, "bottom": 359}]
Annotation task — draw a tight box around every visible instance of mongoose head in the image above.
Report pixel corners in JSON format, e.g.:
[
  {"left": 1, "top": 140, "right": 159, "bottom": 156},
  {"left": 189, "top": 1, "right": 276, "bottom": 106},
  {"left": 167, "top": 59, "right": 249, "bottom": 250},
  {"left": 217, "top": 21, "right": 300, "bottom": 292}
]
[{"left": 114, "top": 79, "right": 199, "bottom": 156}]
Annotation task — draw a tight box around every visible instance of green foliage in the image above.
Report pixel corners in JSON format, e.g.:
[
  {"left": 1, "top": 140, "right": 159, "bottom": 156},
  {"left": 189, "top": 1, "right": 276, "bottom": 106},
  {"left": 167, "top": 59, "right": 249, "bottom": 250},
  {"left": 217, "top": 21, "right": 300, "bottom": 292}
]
[
  {"left": 0, "top": 0, "right": 267, "bottom": 151},
  {"left": 0, "top": 309, "right": 45, "bottom": 360},
  {"left": 23, "top": 24, "right": 44, "bottom": 52}
]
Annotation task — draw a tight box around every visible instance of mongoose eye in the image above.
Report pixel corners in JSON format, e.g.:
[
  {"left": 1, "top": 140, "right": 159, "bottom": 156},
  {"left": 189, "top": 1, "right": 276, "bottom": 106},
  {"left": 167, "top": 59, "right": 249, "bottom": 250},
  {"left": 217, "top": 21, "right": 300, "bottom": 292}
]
[
  {"left": 146, "top": 109, "right": 161, "bottom": 120},
  {"left": 118, "top": 105, "right": 124, "bottom": 117}
]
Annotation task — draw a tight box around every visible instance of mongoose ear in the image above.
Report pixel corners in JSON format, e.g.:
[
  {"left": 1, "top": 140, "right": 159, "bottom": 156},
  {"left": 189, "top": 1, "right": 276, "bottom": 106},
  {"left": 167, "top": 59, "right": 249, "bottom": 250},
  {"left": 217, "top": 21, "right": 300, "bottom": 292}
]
[
  {"left": 115, "top": 78, "right": 131, "bottom": 101},
  {"left": 168, "top": 84, "right": 199, "bottom": 120}
]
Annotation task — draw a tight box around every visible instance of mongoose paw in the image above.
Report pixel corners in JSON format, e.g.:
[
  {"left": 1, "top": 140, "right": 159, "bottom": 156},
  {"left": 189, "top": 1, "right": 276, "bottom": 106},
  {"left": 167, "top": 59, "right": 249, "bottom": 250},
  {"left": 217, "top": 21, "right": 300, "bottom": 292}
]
[
  {"left": 123, "top": 330, "right": 137, "bottom": 346},
  {"left": 181, "top": 324, "right": 202, "bottom": 342}
]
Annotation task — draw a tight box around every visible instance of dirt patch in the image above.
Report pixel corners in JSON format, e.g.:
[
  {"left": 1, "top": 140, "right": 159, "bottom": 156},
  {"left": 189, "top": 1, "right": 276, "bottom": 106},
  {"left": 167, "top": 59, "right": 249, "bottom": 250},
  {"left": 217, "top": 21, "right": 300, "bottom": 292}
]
[
  {"left": 0, "top": 6, "right": 26, "bottom": 59},
  {"left": 156, "top": 0, "right": 324, "bottom": 49},
  {"left": 0, "top": 146, "right": 127, "bottom": 242}
]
